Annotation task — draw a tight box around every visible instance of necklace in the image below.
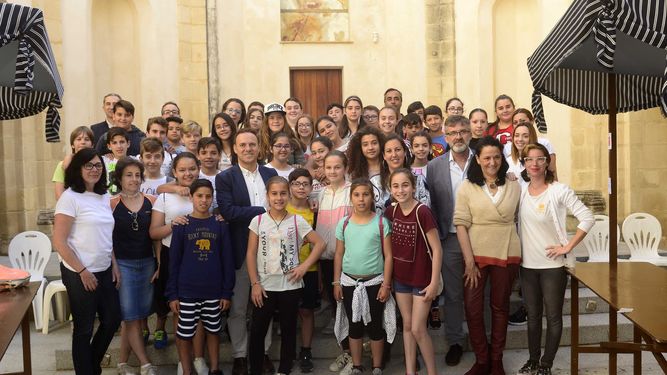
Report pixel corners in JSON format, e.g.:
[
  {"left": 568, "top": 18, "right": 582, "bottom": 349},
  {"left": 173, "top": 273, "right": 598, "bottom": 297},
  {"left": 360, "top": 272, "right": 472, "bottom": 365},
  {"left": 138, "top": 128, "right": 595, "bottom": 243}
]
[
  {"left": 120, "top": 191, "right": 141, "bottom": 199},
  {"left": 485, "top": 178, "right": 499, "bottom": 189},
  {"left": 267, "top": 210, "right": 288, "bottom": 229}
]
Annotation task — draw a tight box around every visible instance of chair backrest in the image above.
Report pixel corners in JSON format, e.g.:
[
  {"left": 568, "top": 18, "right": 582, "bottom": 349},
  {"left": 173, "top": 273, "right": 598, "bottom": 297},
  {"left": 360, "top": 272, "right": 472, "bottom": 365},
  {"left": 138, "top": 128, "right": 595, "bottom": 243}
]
[
  {"left": 622, "top": 213, "right": 662, "bottom": 261},
  {"left": 582, "top": 215, "right": 619, "bottom": 262},
  {"left": 8, "top": 231, "right": 51, "bottom": 281}
]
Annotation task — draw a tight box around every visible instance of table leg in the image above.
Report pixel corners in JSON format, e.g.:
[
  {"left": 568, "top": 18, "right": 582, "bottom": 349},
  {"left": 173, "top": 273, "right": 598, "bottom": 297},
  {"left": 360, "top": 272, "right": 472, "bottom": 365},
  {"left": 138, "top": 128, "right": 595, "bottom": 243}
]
[
  {"left": 571, "top": 277, "right": 579, "bottom": 375},
  {"left": 22, "top": 310, "right": 31, "bottom": 375},
  {"left": 610, "top": 308, "right": 617, "bottom": 375},
  {"left": 633, "top": 325, "right": 641, "bottom": 375}
]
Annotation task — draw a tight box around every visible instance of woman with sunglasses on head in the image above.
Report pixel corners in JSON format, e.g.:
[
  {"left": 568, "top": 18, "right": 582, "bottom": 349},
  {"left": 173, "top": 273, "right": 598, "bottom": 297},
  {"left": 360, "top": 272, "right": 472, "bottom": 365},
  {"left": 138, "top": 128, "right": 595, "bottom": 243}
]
[
  {"left": 110, "top": 157, "right": 159, "bottom": 375},
  {"left": 53, "top": 148, "right": 122, "bottom": 375},
  {"left": 515, "top": 143, "right": 593, "bottom": 375}
]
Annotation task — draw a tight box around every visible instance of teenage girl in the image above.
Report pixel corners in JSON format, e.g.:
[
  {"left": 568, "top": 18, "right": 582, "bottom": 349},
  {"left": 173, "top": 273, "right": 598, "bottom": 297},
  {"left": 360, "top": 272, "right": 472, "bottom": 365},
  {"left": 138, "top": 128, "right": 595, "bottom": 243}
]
[
  {"left": 246, "top": 176, "right": 324, "bottom": 375},
  {"left": 243, "top": 108, "right": 264, "bottom": 132},
  {"left": 53, "top": 126, "right": 94, "bottom": 199},
  {"left": 347, "top": 126, "right": 386, "bottom": 213},
  {"left": 468, "top": 108, "right": 489, "bottom": 151},
  {"left": 506, "top": 108, "right": 558, "bottom": 180},
  {"left": 265, "top": 132, "right": 296, "bottom": 178},
  {"left": 339, "top": 95, "right": 366, "bottom": 141},
  {"left": 306, "top": 136, "right": 333, "bottom": 203},
  {"left": 485, "top": 94, "right": 515, "bottom": 145},
  {"left": 210, "top": 112, "right": 237, "bottom": 171},
  {"left": 259, "top": 104, "right": 305, "bottom": 166},
  {"left": 333, "top": 178, "right": 394, "bottom": 375},
  {"left": 316, "top": 115, "right": 348, "bottom": 152},
  {"left": 284, "top": 97, "right": 304, "bottom": 131},
  {"left": 386, "top": 169, "right": 442, "bottom": 375},
  {"left": 295, "top": 114, "right": 315, "bottom": 156},
  {"left": 409, "top": 131, "right": 432, "bottom": 207}
]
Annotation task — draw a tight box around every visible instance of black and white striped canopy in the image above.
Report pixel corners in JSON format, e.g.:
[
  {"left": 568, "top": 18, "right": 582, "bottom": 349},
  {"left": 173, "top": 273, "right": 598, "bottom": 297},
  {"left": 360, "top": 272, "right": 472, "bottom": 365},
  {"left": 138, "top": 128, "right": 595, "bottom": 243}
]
[
  {"left": 0, "top": 3, "right": 63, "bottom": 142},
  {"left": 527, "top": 0, "right": 667, "bottom": 132}
]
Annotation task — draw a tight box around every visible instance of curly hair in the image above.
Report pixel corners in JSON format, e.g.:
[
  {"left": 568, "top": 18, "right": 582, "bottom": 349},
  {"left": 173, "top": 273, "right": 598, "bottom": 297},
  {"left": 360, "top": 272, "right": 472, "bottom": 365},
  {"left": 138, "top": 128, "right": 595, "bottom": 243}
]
[{"left": 347, "top": 126, "right": 385, "bottom": 180}]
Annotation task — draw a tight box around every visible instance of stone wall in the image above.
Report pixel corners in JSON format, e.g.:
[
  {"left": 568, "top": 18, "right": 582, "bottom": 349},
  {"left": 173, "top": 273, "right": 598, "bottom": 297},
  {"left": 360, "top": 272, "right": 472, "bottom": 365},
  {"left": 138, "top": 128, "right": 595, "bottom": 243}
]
[{"left": 424, "top": 0, "right": 457, "bottom": 106}]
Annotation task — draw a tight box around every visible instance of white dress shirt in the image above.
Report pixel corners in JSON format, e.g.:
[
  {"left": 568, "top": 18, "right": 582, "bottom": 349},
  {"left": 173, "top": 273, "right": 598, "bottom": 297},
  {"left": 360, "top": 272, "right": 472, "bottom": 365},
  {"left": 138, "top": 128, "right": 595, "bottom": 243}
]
[{"left": 240, "top": 164, "right": 267, "bottom": 208}]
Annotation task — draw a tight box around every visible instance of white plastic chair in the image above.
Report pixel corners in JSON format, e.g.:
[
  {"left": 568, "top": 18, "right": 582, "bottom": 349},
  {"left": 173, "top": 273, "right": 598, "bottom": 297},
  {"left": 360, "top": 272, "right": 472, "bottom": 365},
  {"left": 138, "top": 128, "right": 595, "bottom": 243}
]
[
  {"left": 8, "top": 231, "right": 51, "bottom": 330},
  {"left": 622, "top": 213, "right": 667, "bottom": 266},
  {"left": 42, "top": 279, "right": 68, "bottom": 334},
  {"left": 582, "top": 215, "right": 620, "bottom": 262}
]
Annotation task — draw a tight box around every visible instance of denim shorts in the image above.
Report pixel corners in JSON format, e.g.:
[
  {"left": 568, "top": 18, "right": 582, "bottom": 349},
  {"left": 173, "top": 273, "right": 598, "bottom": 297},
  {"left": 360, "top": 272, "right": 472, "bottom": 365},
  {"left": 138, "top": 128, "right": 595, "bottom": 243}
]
[
  {"left": 393, "top": 279, "right": 425, "bottom": 296},
  {"left": 117, "top": 257, "right": 155, "bottom": 321}
]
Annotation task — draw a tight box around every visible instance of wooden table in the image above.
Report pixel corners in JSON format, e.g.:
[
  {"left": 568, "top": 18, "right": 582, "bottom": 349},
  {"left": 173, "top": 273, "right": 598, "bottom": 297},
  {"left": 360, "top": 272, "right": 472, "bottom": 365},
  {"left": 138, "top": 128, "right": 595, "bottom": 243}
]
[
  {"left": 568, "top": 262, "right": 667, "bottom": 375},
  {"left": 0, "top": 282, "right": 39, "bottom": 375}
]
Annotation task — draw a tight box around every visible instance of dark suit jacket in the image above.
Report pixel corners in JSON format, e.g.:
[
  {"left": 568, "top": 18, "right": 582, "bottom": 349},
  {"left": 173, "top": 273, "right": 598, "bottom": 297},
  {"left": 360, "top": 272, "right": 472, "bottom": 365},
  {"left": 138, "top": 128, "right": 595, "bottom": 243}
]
[
  {"left": 216, "top": 164, "right": 278, "bottom": 269},
  {"left": 426, "top": 150, "right": 473, "bottom": 241},
  {"left": 90, "top": 120, "right": 110, "bottom": 146}
]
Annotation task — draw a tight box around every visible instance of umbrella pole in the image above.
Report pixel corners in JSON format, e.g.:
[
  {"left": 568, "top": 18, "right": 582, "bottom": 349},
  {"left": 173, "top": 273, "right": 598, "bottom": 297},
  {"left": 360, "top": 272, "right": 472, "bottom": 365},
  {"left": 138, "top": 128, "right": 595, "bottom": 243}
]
[{"left": 608, "top": 72, "right": 618, "bottom": 374}]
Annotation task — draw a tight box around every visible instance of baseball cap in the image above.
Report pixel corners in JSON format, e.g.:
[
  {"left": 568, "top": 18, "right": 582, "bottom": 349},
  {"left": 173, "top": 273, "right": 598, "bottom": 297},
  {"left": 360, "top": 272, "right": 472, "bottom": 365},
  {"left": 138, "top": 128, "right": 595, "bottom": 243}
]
[{"left": 264, "top": 103, "right": 286, "bottom": 115}]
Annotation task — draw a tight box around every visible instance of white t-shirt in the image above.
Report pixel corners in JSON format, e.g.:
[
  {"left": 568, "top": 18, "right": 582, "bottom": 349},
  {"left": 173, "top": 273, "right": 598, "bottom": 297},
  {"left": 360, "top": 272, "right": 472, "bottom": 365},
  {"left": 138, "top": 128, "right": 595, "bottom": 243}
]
[
  {"left": 152, "top": 192, "right": 193, "bottom": 247},
  {"left": 519, "top": 185, "right": 565, "bottom": 269},
  {"left": 161, "top": 152, "right": 174, "bottom": 177},
  {"left": 141, "top": 175, "right": 168, "bottom": 196},
  {"left": 369, "top": 173, "right": 389, "bottom": 214},
  {"left": 248, "top": 213, "right": 312, "bottom": 291},
  {"left": 218, "top": 150, "right": 233, "bottom": 172},
  {"left": 55, "top": 189, "right": 114, "bottom": 272},
  {"left": 199, "top": 170, "right": 220, "bottom": 211},
  {"left": 264, "top": 163, "right": 295, "bottom": 179}
]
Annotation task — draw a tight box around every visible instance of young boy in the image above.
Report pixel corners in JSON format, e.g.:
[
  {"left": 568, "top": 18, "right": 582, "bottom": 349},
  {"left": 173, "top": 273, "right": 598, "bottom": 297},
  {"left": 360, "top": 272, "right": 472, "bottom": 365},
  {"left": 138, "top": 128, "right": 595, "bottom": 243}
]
[
  {"left": 166, "top": 179, "right": 235, "bottom": 375},
  {"left": 286, "top": 168, "right": 319, "bottom": 373},
  {"left": 197, "top": 137, "right": 222, "bottom": 213},
  {"left": 104, "top": 127, "right": 130, "bottom": 194},
  {"left": 139, "top": 137, "right": 172, "bottom": 196},
  {"left": 402, "top": 112, "right": 423, "bottom": 149},
  {"left": 166, "top": 116, "right": 186, "bottom": 156},
  {"left": 424, "top": 105, "right": 447, "bottom": 157},
  {"left": 146, "top": 117, "right": 174, "bottom": 176},
  {"left": 182, "top": 121, "right": 203, "bottom": 155}
]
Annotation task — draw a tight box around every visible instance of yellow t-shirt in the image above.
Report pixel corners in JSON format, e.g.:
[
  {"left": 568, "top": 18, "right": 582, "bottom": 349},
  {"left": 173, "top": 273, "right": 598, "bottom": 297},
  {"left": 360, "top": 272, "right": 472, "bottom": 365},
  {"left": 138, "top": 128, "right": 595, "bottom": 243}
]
[{"left": 286, "top": 203, "right": 317, "bottom": 272}]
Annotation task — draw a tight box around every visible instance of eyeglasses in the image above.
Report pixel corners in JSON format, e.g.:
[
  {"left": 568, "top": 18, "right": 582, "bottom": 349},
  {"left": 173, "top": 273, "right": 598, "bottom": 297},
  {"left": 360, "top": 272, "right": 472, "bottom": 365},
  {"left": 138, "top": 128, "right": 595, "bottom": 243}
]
[
  {"left": 273, "top": 144, "right": 292, "bottom": 150},
  {"left": 216, "top": 124, "right": 231, "bottom": 130},
  {"left": 162, "top": 109, "right": 180, "bottom": 115},
  {"left": 290, "top": 181, "right": 311, "bottom": 188},
  {"left": 297, "top": 123, "right": 312, "bottom": 128},
  {"left": 83, "top": 162, "right": 104, "bottom": 170},
  {"left": 363, "top": 115, "right": 378, "bottom": 120},
  {"left": 447, "top": 107, "right": 464, "bottom": 113},
  {"left": 445, "top": 129, "right": 471, "bottom": 137},
  {"left": 226, "top": 108, "right": 242, "bottom": 115},
  {"left": 523, "top": 156, "right": 547, "bottom": 165},
  {"left": 129, "top": 211, "right": 139, "bottom": 231}
]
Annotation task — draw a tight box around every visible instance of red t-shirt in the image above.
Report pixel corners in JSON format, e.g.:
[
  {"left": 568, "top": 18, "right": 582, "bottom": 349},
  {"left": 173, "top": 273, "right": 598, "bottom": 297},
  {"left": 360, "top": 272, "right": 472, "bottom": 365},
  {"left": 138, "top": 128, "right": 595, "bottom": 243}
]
[
  {"left": 485, "top": 123, "right": 513, "bottom": 145},
  {"left": 385, "top": 203, "right": 438, "bottom": 288}
]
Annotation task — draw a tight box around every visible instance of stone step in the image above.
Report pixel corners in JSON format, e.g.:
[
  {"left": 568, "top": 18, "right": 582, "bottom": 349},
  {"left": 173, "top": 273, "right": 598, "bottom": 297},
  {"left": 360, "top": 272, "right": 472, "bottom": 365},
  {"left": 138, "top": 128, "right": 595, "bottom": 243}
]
[
  {"left": 510, "top": 287, "right": 610, "bottom": 315},
  {"left": 55, "top": 311, "right": 633, "bottom": 370}
]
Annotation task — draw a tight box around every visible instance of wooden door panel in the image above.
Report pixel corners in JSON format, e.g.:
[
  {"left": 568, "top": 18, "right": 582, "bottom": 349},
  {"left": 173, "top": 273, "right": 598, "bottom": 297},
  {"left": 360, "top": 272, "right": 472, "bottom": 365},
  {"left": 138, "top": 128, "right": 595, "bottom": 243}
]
[{"left": 290, "top": 69, "right": 342, "bottom": 118}]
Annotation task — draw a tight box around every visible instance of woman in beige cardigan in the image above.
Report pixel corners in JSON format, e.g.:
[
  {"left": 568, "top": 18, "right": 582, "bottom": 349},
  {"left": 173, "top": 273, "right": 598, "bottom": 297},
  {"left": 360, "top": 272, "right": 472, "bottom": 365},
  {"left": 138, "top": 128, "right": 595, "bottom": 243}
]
[{"left": 454, "top": 136, "right": 521, "bottom": 375}]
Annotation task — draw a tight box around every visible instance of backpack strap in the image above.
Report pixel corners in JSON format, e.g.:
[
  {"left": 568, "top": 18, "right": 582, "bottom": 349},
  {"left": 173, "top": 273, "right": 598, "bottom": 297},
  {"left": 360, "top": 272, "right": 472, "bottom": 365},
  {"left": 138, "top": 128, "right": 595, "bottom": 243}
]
[
  {"left": 414, "top": 203, "right": 434, "bottom": 261},
  {"left": 257, "top": 213, "right": 262, "bottom": 228},
  {"left": 293, "top": 214, "right": 298, "bottom": 244},
  {"left": 341, "top": 215, "right": 351, "bottom": 239},
  {"left": 378, "top": 214, "right": 385, "bottom": 253}
]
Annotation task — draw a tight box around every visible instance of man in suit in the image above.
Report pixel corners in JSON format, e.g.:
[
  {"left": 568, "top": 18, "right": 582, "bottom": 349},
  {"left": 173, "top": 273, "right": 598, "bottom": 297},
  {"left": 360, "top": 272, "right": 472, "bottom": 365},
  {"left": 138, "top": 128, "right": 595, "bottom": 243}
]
[
  {"left": 216, "top": 128, "right": 277, "bottom": 375},
  {"left": 90, "top": 93, "right": 121, "bottom": 145},
  {"left": 426, "top": 114, "right": 474, "bottom": 367}
]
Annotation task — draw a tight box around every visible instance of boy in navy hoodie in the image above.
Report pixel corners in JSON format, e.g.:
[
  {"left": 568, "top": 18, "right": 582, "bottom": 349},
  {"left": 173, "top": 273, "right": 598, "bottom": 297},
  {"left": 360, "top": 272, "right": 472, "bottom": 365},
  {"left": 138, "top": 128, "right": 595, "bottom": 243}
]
[{"left": 166, "top": 179, "right": 235, "bottom": 375}]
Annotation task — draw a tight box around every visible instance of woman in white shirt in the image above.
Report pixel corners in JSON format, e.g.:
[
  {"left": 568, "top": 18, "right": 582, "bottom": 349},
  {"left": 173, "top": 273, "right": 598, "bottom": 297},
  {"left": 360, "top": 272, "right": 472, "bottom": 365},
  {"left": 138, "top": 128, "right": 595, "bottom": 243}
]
[
  {"left": 53, "top": 148, "right": 121, "bottom": 374},
  {"left": 516, "top": 143, "right": 594, "bottom": 375}
]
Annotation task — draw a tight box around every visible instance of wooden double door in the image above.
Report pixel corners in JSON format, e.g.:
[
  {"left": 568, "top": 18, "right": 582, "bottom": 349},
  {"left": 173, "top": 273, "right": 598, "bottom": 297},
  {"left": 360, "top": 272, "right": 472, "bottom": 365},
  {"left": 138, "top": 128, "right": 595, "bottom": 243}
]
[{"left": 289, "top": 68, "right": 342, "bottom": 118}]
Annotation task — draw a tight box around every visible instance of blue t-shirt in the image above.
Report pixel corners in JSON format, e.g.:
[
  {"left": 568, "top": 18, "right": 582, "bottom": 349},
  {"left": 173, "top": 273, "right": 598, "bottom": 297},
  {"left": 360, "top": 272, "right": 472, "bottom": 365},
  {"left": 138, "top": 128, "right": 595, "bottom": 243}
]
[
  {"left": 335, "top": 215, "right": 391, "bottom": 276},
  {"left": 166, "top": 216, "right": 235, "bottom": 301}
]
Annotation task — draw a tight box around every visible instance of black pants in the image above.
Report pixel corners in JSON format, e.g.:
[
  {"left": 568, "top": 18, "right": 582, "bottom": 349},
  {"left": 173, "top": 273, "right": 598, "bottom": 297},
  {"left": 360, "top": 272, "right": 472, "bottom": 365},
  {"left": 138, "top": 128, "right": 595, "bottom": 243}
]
[
  {"left": 520, "top": 266, "right": 568, "bottom": 368},
  {"left": 249, "top": 289, "right": 301, "bottom": 375},
  {"left": 152, "top": 245, "right": 170, "bottom": 318},
  {"left": 61, "top": 264, "right": 121, "bottom": 375},
  {"left": 342, "top": 284, "right": 386, "bottom": 341}
]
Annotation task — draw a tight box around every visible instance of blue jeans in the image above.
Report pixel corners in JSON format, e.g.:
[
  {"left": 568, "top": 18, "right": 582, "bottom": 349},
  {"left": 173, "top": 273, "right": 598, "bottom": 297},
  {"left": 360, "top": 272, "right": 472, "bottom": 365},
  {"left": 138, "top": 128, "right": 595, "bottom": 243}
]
[{"left": 61, "top": 264, "right": 121, "bottom": 375}]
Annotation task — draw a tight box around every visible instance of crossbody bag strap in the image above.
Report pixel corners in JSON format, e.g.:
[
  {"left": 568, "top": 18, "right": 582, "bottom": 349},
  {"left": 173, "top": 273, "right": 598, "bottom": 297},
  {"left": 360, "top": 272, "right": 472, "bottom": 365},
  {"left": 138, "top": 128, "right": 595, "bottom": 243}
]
[{"left": 415, "top": 203, "right": 433, "bottom": 261}]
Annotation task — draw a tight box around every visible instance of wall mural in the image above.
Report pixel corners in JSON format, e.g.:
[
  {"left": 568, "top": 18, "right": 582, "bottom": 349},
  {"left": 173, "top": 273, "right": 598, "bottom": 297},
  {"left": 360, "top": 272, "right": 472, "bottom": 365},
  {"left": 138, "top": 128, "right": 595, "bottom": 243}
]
[{"left": 280, "top": 0, "right": 350, "bottom": 43}]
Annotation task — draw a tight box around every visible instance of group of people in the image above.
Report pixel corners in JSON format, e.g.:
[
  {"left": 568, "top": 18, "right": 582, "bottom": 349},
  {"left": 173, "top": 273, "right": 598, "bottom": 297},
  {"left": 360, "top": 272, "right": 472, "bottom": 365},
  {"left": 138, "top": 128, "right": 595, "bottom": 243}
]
[{"left": 51, "top": 89, "right": 595, "bottom": 375}]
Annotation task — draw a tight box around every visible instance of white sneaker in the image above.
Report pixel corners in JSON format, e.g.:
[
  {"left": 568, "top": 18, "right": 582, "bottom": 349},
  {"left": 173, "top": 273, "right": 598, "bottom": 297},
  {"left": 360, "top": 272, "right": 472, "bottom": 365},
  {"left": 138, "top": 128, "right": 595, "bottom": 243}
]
[
  {"left": 177, "top": 361, "right": 183, "bottom": 375},
  {"left": 322, "top": 317, "right": 335, "bottom": 334},
  {"left": 140, "top": 363, "right": 157, "bottom": 375},
  {"left": 339, "top": 361, "right": 354, "bottom": 375},
  {"left": 193, "top": 357, "right": 209, "bottom": 375},
  {"left": 117, "top": 363, "right": 137, "bottom": 375},
  {"left": 329, "top": 352, "right": 351, "bottom": 371},
  {"left": 371, "top": 367, "right": 383, "bottom": 375}
]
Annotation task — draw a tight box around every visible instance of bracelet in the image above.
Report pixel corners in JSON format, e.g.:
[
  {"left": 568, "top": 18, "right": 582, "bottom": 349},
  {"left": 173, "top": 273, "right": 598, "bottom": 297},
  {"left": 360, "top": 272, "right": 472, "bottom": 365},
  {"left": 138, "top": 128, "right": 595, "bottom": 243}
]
[
  {"left": 78, "top": 267, "right": 87, "bottom": 274},
  {"left": 381, "top": 283, "right": 391, "bottom": 289},
  {"left": 251, "top": 280, "right": 261, "bottom": 287},
  {"left": 332, "top": 281, "right": 341, "bottom": 286}
]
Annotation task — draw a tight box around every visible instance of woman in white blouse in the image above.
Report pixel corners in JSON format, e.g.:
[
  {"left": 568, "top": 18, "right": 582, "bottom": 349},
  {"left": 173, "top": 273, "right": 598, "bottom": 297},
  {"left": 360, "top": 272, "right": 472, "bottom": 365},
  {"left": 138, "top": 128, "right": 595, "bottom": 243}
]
[{"left": 516, "top": 143, "right": 594, "bottom": 375}]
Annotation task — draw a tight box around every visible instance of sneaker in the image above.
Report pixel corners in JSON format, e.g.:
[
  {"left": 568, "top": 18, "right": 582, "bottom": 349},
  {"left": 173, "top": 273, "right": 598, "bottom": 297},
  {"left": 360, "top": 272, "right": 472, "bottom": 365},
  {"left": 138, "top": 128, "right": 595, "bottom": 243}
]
[
  {"left": 177, "top": 362, "right": 183, "bottom": 375},
  {"left": 339, "top": 361, "right": 354, "bottom": 375},
  {"left": 142, "top": 329, "right": 150, "bottom": 346},
  {"left": 508, "top": 305, "right": 528, "bottom": 326},
  {"left": 299, "top": 348, "right": 314, "bottom": 373},
  {"left": 117, "top": 363, "right": 137, "bottom": 375},
  {"left": 153, "top": 329, "right": 168, "bottom": 349},
  {"left": 445, "top": 344, "right": 463, "bottom": 366},
  {"left": 322, "top": 317, "right": 335, "bottom": 334},
  {"left": 517, "top": 360, "right": 539, "bottom": 375},
  {"left": 263, "top": 354, "right": 275, "bottom": 374},
  {"left": 208, "top": 371, "right": 223, "bottom": 375},
  {"left": 371, "top": 368, "right": 383, "bottom": 375},
  {"left": 329, "top": 352, "right": 351, "bottom": 371},
  {"left": 231, "top": 358, "right": 248, "bottom": 375},
  {"left": 349, "top": 366, "right": 363, "bottom": 375},
  {"left": 194, "top": 357, "right": 209, "bottom": 375},
  {"left": 428, "top": 306, "right": 441, "bottom": 329},
  {"left": 140, "top": 363, "right": 157, "bottom": 375},
  {"left": 536, "top": 366, "right": 552, "bottom": 375}
]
